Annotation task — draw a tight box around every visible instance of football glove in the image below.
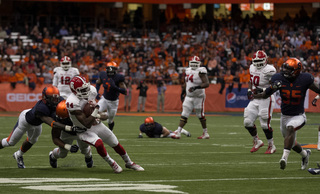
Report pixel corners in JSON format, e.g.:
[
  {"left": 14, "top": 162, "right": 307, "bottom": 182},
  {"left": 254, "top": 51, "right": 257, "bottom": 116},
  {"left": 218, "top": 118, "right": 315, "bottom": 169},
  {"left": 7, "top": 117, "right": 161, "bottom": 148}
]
[
  {"left": 247, "top": 89, "right": 253, "bottom": 100},
  {"left": 70, "top": 145, "right": 79, "bottom": 153},
  {"left": 71, "top": 126, "right": 87, "bottom": 133},
  {"left": 271, "top": 80, "right": 282, "bottom": 89},
  {"left": 312, "top": 99, "right": 317, "bottom": 106},
  {"left": 138, "top": 134, "right": 143, "bottom": 138}
]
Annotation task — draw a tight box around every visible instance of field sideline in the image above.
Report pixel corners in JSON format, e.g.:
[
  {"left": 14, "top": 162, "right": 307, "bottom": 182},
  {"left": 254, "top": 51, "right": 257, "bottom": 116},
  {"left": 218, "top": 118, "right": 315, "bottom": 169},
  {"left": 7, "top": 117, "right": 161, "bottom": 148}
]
[{"left": 0, "top": 112, "right": 320, "bottom": 194}]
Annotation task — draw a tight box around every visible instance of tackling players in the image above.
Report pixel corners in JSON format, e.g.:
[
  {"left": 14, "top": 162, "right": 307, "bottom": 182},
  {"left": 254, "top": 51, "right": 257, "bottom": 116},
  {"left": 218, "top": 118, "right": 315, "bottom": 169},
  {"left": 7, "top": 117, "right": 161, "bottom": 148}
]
[
  {"left": 53, "top": 56, "right": 80, "bottom": 99},
  {"left": 96, "top": 62, "right": 127, "bottom": 131},
  {"left": 253, "top": 58, "right": 320, "bottom": 170},
  {"left": 244, "top": 50, "right": 277, "bottom": 154},
  {"left": 174, "top": 56, "right": 210, "bottom": 139}
]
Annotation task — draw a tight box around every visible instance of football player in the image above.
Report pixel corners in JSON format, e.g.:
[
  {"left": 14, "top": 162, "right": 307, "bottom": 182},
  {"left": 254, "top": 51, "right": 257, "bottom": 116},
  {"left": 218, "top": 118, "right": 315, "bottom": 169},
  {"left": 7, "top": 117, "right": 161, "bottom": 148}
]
[
  {"left": 49, "top": 100, "right": 94, "bottom": 168},
  {"left": 67, "top": 76, "right": 144, "bottom": 173},
  {"left": 174, "top": 56, "right": 210, "bottom": 139},
  {"left": 244, "top": 50, "right": 277, "bottom": 154},
  {"left": 96, "top": 61, "right": 127, "bottom": 131},
  {"left": 253, "top": 58, "right": 320, "bottom": 170},
  {"left": 139, "top": 117, "right": 191, "bottom": 138},
  {"left": 53, "top": 56, "right": 80, "bottom": 99},
  {"left": 0, "top": 86, "right": 85, "bottom": 168}
]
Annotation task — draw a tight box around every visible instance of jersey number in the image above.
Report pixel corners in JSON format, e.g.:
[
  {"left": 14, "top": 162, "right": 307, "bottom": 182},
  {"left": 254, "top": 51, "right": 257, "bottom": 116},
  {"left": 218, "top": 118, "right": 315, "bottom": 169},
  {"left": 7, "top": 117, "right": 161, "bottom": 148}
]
[
  {"left": 250, "top": 75, "right": 260, "bottom": 86},
  {"left": 61, "top": 76, "right": 71, "bottom": 85},
  {"left": 104, "top": 82, "right": 111, "bottom": 92},
  {"left": 66, "top": 102, "right": 73, "bottom": 108},
  {"left": 281, "top": 89, "right": 302, "bottom": 105},
  {"left": 186, "top": 75, "right": 194, "bottom": 82}
]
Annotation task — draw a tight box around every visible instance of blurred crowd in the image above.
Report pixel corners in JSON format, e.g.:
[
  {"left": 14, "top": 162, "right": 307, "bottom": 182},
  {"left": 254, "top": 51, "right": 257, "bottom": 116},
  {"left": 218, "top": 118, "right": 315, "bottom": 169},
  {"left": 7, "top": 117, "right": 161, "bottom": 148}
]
[{"left": 0, "top": 6, "right": 320, "bottom": 91}]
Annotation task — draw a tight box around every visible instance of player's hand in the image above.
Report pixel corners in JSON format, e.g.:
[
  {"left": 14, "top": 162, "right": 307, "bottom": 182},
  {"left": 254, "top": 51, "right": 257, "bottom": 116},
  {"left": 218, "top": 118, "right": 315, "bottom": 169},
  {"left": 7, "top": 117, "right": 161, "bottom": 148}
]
[
  {"left": 272, "top": 80, "right": 282, "bottom": 89},
  {"left": 247, "top": 89, "right": 253, "bottom": 100},
  {"left": 138, "top": 135, "right": 143, "bottom": 138},
  {"left": 188, "top": 87, "right": 196, "bottom": 93},
  {"left": 312, "top": 98, "right": 317, "bottom": 106},
  {"left": 94, "top": 104, "right": 100, "bottom": 109},
  {"left": 255, "top": 87, "right": 264, "bottom": 94},
  {"left": 71, "top": 126, "right": 87, "bottom": 133},
  {"left": 70, "top": 145, "right": 79, "bottom": 153}
]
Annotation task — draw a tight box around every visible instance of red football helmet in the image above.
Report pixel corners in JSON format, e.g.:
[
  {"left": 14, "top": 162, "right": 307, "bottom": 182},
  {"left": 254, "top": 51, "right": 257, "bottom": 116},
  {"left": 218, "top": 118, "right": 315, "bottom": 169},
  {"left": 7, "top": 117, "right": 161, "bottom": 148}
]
[
  {"left": 144, "top": 117, "right": 155, "bottom": 130},
  {"left": 56, "top": 100, "right": 69, "bottom": 119},
  {"left": 189, "top": 56, "right": 201, "bottom": 70},
  {"left": 70, "top": 76, "right": 90, "bottom": 99},
  {"left": 42, "top": 86, "right": 60, "bottom": 108},
  {"left": 60, "top": 56, "right": 72, "bottom": 71},
  {"left": 281, "top": 58, "right": 302, "bottom": 79},
  {"left": 106, "top": 61, "right": 118, "bottom": 76},
  {"left": 252, "top": 50, "right": 267, "bottom": 69}
]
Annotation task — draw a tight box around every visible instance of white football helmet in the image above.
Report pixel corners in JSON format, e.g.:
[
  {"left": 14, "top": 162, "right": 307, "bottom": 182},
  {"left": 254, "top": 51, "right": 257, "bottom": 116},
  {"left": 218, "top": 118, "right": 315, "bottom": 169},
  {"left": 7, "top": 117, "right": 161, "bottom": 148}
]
[
  {"left": 70, "top": 76, "right": 90, "bottom": 99},
  {"left": 60, "top": 56, "right": 72, "bottom": 71},
  {"left": 252, "top": 50, "right": 267, "bottom": 69},
  {"left": 189, "top": 56, "right": 201, "bottom": 70}
]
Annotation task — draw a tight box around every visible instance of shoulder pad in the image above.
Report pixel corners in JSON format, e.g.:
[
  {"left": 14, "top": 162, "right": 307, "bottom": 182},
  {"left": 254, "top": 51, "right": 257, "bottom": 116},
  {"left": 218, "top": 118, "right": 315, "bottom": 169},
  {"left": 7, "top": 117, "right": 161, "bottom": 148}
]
[{"left": 198, "top": 67, "right": 207, "bottom": 74}]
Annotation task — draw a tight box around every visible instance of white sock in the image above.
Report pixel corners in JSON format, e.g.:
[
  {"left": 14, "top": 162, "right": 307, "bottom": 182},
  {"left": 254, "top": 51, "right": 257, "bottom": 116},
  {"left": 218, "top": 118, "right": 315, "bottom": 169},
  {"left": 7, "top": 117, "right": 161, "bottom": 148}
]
[
  {"left": 176, "top": 126, "right": 182, "bottom": 133},
  {"left": 181, "top": 129, "right": 188, "bottom": 135},
  {"left": 267, "top": 138, "right": 274, "bottom": 145},
  {"left": 253, "top": 135, "right": 259, "bottom": 142},
  {"left": 282, "top": 149, "right": 291, "bottom": 160},
  {"left": 203, "top": 128, "right": 208, "bottom": 133},
  {"left": 121, "top": 153, "right": 132, "bottom": 164},
  {"left": 104, "top": 153, "right": 115, "bottom": 165},
  {"left": 299, "top": 149, "right": 307, "bottom": 158}
]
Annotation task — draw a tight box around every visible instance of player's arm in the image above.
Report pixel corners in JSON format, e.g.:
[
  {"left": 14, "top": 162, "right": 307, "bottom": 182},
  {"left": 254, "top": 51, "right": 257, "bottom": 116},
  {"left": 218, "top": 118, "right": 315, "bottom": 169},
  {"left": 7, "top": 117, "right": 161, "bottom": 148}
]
[
  {"left": 118, "top": 81, "right": 127, "bottom": 95},
  {"left": 95, "top": 78, "right": 102, "bottom": 99},
  {"left": 161, "top": 127, "right": 170, "bottom": 137},
  {"left": 181, "top": 81, "right": 186, "bottom": 102},
  {"left": 40, "top": 115, "right": 74, "bottom": 132},
  {"left": 52, "top": 71, "right": 58, "bottom": 87},
  {"left": 252, "top": 80, "right": 281, "bottom": 99},
  {"left": 309, "top": 82, "right": 320, "bottom": 106},
  {"left": 189, "top": 73, "right": 209, "bottom": 92},
  {"left": 138, "top": 124, "right": 144, "bottom": 138},
  {"left": 247, "top": 81, "right": 253, "bottom": 100},
  {"left": 69, "top": 109, "right": 97, "bottom": 129},
  {"left": 51, "top": 127, "right": 79, "bottom": 153}
]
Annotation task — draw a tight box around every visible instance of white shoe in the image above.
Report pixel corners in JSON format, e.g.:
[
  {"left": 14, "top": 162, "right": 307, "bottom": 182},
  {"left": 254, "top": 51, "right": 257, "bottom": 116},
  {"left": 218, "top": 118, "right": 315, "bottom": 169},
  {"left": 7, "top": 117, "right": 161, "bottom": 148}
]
[
  {"left": 181, "top": 129, "right": 191, "bottom": 137},
  {"left": 13, "top": 151, "right": 25, "bottom": 169},
  {"left": 110, "top": 161, "right": 123, "bottom": 173},
  {"left": 197, "top": 132, "right": 209, "bottom": 139},
  {"left": 280, "top": 158, "right": 287, "bottom": 170},
  {"left": 250, "top": 139, "right": 264, "bottom": 153},
  {"left": 172, "top": 131, "right": 181, "bottom": 139},
  {"left": 317, "top": 142, "right": 320, "bottom": 151},
  {"left": 265, "top": 144, "right": 276, "bottom": 154},
  {"left": 301, "top": 149, "right": 311, "bottom": 170},
  {"left": 125, "top": 162, "right": 144, "bottom": 171}
]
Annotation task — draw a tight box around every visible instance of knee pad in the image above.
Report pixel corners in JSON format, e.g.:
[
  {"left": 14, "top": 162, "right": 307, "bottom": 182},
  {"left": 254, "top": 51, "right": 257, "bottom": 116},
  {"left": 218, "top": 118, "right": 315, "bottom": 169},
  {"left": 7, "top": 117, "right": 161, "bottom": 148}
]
[
  {"left": 263, "top": 128, "right": 273, "bottom": 140},
  {"left": 245, "top": 125, "right": 257, "bottom": 133},
  {"left": 244, "top": 118, "right": 254, "bottom": 128},
  {"left": 199, "top": 117, "right": 206, "bottom": 122},
  {"left": 180, "top": 116, "right": 188, "bottom": 124}
]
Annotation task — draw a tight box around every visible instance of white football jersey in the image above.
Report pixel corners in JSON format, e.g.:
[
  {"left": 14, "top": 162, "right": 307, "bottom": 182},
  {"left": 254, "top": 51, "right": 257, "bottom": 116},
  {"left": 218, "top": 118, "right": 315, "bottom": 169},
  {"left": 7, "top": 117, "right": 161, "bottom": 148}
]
[
  {"left": 249, "top": 64, "right": 276, "bottom": 89},
  {"left": 66, "top": 86, "right": 97, "bottom": 128},
  {"left": 53, "top": 67, "right": 80, "bottom": 99},
  {"left": 185, "top": 67, "right": 207, "bottom": 98}
]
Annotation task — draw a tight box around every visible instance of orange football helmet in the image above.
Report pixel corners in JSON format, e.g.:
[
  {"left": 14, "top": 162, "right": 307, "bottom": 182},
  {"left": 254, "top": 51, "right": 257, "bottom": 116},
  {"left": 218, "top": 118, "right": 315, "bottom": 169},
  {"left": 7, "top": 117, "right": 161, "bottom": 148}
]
[
  {"left": 42, "top": 86, "right": 60, "bottom": 107},
  {"left": 144, "top": 117, "right": 155, "bottom": 130},
  {"left": 106, "top": 61, "right": 118, "bottom": 76},
  {"left": 281, "top": 58, "right": 302, "bottom": 79},
  {"left": 56, "top": 100, "right": 69, "bottom": 119}
]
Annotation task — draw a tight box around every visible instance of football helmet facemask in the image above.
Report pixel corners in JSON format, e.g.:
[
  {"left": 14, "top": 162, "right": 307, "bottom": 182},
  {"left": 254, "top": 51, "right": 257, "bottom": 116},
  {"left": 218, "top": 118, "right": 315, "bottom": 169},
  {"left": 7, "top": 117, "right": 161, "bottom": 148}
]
[
  {"left": 252, "top": 50, "right": 267, "bottom": 69},
  {"left": 56, "top": 100, "right": 69, "bottom": 119},
  {"left": 144, "top": 117, "right": 155, "bottom": 130},
  {"left": 60, "top": 56, "right": 72, "bottom": 71},
  {"left": 70, "top": 76, "right": 90, "bottom": 99},
  {"left": 106, "top": 62, "right": 118, "bottom": 76},
  {"left": 189, "top": 56, "right": 201, "bottom": 70},
  {"left": 281, "top": 58, "right": 302, "bottom": 79},
  {"left": 42, "top": 86, "right": 60, "bottom": 108}
]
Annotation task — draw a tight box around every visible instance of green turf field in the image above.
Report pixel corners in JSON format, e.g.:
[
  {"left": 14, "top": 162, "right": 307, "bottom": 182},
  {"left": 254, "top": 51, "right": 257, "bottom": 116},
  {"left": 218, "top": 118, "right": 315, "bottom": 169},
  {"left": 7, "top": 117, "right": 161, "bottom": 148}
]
[{"left": 0, "top": 112, "right": 320, "bottom": 194}]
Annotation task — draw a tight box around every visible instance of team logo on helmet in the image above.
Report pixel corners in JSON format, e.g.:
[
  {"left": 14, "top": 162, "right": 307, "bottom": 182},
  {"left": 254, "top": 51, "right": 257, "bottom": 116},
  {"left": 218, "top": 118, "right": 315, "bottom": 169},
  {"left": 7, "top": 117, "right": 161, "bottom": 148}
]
[
  {"left": 70, "top": 76, "right": 90, "bottom": 99},
  {"left": 60, "top": 56, "right": 72, "bottom": 71},
  {"left": 189, "top": 56, "right": 201, "bottom": 70},
  {"left": 252, "top": 50, "right": 267, "bottom": 69},
  {"left": 281, "top": 58, "right": 302, "bottom": 79},
  {"left": 106, "top": 61, "right": 118, "bottom": 76},
  {"left": 42, "top": 86, "right": 60, "bottom": 108}
]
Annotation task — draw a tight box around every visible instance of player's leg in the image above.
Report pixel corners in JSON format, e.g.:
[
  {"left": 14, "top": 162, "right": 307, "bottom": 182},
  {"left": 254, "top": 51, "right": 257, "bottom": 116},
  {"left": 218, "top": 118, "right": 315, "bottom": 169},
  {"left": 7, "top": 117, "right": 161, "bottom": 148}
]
[
  {"left": 77, "top": 139, "right": 93, "bottom": 168},
  {"left": 137, "top": 96, "right": 142, "bottom": 112},
  {"left": 106, "top": 100, "right": 119, "bottom": 131},
  {"left": 194, "top": 97, "right": 209, "bottom": 139},
  {"left": 49, "top": 132, "right": 75, "bottom": 168},
  {"left": 97, "top": 96, "right": 108, "bottom": 112},
  {"left": 174, "top": 97, "right": 192, "bottom": 138},
  {"left": 141, "top": 96, "right": 146, "bottom": 112},
  {"left": 259, "top": 97, "right": 276, "bottom": 154},
  {"left": 244, "top": 100, "right": 263, "bottom": 152},
  {"left": 78, "top": 130, "right": 122, "bottom": 173},
  {"left": 318, "top": 126, "right": 320, "bottom": 151}
]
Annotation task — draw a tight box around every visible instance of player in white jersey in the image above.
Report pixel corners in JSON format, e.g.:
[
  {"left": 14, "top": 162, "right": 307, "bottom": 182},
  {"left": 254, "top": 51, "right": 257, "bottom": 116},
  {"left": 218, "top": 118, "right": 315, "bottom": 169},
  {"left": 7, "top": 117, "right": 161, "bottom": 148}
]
[
  {"left": 173, "top": 56, "right": 210, "bottom": 139},
  {"left": 244, "top": 50, "right": 277, "bottom": 154},
  {"left": 65, "top": 75, "right": 144, "bottom": 173},
  {"left": 53, "top": 56, "right": 80, "bottom": 99}
]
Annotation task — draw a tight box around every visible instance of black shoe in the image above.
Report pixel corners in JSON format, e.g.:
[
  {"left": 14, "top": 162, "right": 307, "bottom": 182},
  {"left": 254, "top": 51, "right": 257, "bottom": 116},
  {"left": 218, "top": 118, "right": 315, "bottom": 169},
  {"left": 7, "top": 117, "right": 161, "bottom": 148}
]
[
  {"left": 85, "top": 156, "right": 93, "bottom": 168},
  {"left": 49, "top": 151, "right": 57, "bottom": 168}
]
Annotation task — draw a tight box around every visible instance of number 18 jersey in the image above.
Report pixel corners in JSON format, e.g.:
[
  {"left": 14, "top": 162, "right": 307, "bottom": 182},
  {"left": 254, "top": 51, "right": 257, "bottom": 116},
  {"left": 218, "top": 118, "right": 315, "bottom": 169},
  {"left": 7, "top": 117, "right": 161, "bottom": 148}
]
[{"left": 185, "top": 67, "right": 207, "bottom": 98}]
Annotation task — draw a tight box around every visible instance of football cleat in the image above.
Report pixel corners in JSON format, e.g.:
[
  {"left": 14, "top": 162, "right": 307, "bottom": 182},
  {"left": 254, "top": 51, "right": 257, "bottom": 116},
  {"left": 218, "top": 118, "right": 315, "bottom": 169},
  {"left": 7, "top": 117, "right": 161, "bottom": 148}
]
[
  {"left": 85, "top": 156, "right": 93, "bottom": 168},
  {"left": 110, "top": 161, "right": 123, "bottom": 173},
  {"left": 265, "top": 144, "right": 276, "bottom": 154},
  {"left": 172, "top": 131, "right": 181, "bottom": 139},
  {"left": 197, "top": 132, "right": 210, "bottom": 139},
  {"left": 49, "top": 151, "right": 57, "bottom": 168},
  {"left": 308, "top": 163, "right": 320, "bottom": 175},
  {"left": 279, "top": 158, "right": 287, "bottom": 170},
  {"left": 250, "top": 139, "right": 264, "bottom": 153},
  {"left": 317, "top": 142, "right": 320, "bottom": 151},
  {"left": 125, "top": 162, "right": 145, "bottom": 171},
  {"left": 13, "top": 151, "right": 25, "bottom": 169},
  {"left": 181, "top": 129, "right": 191, "bottom": 137},
  {"left": 301, "top": 149, "right": 311, "bottom": 170}
]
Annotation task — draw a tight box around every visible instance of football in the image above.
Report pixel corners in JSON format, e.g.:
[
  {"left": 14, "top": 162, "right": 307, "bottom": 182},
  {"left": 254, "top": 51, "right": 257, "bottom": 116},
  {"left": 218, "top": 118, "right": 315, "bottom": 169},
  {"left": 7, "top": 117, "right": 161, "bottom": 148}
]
[{"left": 83, "top": 103, "right": 95, "bottom": 117}]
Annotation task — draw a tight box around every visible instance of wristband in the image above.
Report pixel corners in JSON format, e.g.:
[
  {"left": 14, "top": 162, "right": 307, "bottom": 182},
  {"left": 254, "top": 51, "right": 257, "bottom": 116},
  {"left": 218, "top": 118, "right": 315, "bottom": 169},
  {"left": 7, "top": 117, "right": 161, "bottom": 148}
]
[
  {"left": 315, "top": 95, "right": 320, "bottom": 100},
  {"left": 91, "top": 108, "right": 100, "bottom": 118},
  {"left": 247, "top": 89, "right": 251, "bottom": 92},
  {"left": 50, "top": 121, "right": 55, "bottom": 128},
  {"left": 194, "top": 86, "right": 201, "bottom": 89},
  {"left": 65, "top": 125, "right": 71, "bottom": 131},
  {"left": 64, "top": 144, "right": 71, "bottom": 150}
]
